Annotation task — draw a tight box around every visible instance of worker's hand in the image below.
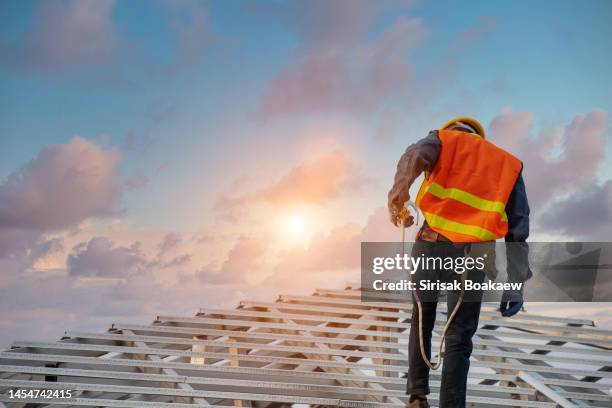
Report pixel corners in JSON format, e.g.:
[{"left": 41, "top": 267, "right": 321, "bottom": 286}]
[
  {"left": 388, "top": 186, "right": 412, "bottom": 227},
  {"left": 398, "top": 208, "right": 415, "bottom": 228},
  {"left": 500, "top": 289, "right": 523, "bottom": 317}
]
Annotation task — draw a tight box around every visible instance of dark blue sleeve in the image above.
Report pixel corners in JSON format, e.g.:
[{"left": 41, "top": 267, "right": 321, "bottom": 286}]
[
  {"left": 504, "top": 170, "right": 532, "bottom": 283},
  {"left": 505, "top": 171, "right": 530, "bottom": 242}
]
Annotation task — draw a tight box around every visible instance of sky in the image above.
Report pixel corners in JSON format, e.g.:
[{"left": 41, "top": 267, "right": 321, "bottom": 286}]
[{"left": 0, "top": 0, "right": 611, "bottom": 347}]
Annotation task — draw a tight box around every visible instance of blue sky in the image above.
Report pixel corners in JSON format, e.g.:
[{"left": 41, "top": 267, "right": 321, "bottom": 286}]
[
  {"left": 0, "top": 0, "right": 611, "bottom": 345},
  {"left": 2, "top": 1, "right": 610, "bottom": 169},
  {"left": 2, "top": 1, "right": 610, "bottom": 163}
]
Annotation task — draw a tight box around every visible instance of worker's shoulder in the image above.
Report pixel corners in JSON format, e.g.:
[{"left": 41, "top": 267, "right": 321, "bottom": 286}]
[
  {"left": 422, "top": 129, "right": 441, "bottom": 143},
  {"left": 411, "top": 130, "right": 442, "bottom": 149},
  {"left": 481, "top": 137, "right": 521, "bottom": 163},
  {"left": 441, "top": 129, "right": 522, "bottom": 166}
]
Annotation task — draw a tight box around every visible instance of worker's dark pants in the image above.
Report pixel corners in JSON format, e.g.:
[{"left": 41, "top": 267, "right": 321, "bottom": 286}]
[{"left": 406, "top": 241, "right": 484, "bottom": 408}]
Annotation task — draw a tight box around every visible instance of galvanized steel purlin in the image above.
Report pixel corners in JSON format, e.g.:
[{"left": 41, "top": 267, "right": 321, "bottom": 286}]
[{"left": 0, "top": 285, "right": 610, "bottom": 407}]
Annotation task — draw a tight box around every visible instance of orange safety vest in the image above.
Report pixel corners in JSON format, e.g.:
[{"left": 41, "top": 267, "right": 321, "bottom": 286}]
[{"left": 415, "top": 129, "right": 522, "bottom": 242}]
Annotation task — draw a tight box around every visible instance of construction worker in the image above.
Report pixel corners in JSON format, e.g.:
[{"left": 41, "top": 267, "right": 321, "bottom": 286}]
[{"left": 387, "top": 117, "right": 531, "bottom": 408}]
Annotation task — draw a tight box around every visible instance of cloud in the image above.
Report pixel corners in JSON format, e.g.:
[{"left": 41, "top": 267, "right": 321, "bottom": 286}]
[
  {"left": 360, "top": 206, "right": 410, "bottom": 242},
  {"left": 159, "top": 0, "right": 215, "bottom": 76},
  {"left": 273, "top": 0, "right": 417, "bottom": 46},
  {"left": 157, "top": 233, "right": 182, "bottom": 257},
  {"left": 199, "top": 207, "right": 401, "bottom": 292},
  {"left": 254, "top": 150, "right": 365, "bottom": 204},
  {"left": 215, "top": 150, "right": 371, "bottom": 220},
  {"left": 0, "top": 137, "right": 121, "bottom": 256},
  {"left": 195, "top": 224, "right": 360, "bottom": 289},
  {"left": 27, "top": 237, "right": 65, "bottom": 264},
  {"left": 162, "top": 254, "right": 192, "bottom": 268},
  {"left": 0, "top": 0, "right": 119, "bottom": 74},
  {"left": 0, "top": 234, "right": 65, "bottom": 274},
  {"left": 540, "top": 180, "right": 612, "bottom": 240},
  {"left": 272, "top": 206, "right": 414, "bottom": 281},
  {"left": 0, "top": 137, "right": 121, "bottom": 230},
  {"left": 258, "top": 1, "right": 425, "bottom": 120},
  {"left": 0, "top": 222, "right": 247, "bottom": 346},
  {"left": 257, "top": 4, "right": 499, "bottom": 124},
  {"left": 123, "top": 132, "right": 155, "bottom": 153},
  {"left": 450, "top": 16, "right": 497, "bottom": 50},
  {"left": 123, "top": 170, "right": 149, "bottom": 192},
  {"left": 123, "top": 105, "right": 177, "bottom": 154},
  {"left": 67, "top": 237, "right": 146, "bottom": 278},
  {"left": 0, "top": 253, "right": 249, "bottom": 347},
  {"left": 489, "top": 109, "right": 534, "bottom": 153},
  {"left": 200, "top": 206, "right": 404, "bottom": 290},
  {"left": 0, "top": 0, "right": 215, "bottom": 81},
  {"left": 198, "top": 235, "right": 270, "bottom": 285},
  {"left": 280, "top": 223, "right": 361, "bottom": 268},
  {"left": 488, "top": 109, "right": 608, "bottom": 211},
  {"left": 0, "top": 229, "right": 43, "bottom": 260}
]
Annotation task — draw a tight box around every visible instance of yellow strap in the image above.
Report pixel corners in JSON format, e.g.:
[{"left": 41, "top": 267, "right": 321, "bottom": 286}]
[
  {"left": 424, "top": 182, "right": 508, "bottom": 222},
  {"left": 422, "top": 211, "right": 500, "bottom": 241}
]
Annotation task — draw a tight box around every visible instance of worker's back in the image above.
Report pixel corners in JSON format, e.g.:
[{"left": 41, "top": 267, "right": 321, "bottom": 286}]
[{"left": 416, "top": 129, "right": 522, "bottom": 242}]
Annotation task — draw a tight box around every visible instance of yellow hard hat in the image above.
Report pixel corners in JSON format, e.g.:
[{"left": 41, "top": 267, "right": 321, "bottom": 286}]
[{"left": 440, "top": 117, "right": 485, "bottom": 138}]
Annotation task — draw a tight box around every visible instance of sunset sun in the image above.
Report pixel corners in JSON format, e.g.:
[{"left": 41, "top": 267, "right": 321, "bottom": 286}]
[
  {"left": 287, "top": 215, "right": 306, "bottom": 236},
  {"left": 276, "top": 211, "right": 314, "bottom": 247}
]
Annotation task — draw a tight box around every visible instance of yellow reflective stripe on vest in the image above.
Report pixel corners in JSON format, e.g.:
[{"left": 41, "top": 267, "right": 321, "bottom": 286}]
[
  {"left": 423, "top": 182, "right": 508, "bottom": 222},
  {"left": 422, "top": 211, "right": 499, "bottom": 241}
]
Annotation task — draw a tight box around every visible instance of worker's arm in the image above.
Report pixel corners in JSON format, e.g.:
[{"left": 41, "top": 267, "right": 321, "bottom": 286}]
[
  {"left": 388, "top": 131, "right": 440, "bottom": 225},
  {"left": 501, "top": 171, "right": 532, "bottom": 316},
  {"left": 505, "top": 171, "right": 530, "bottom": 243},
  {"left": 505, "top": 170, "right": 532, "bottom": 282}
]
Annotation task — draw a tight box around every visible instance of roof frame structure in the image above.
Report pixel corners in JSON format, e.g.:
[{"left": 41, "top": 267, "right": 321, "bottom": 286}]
[{"left": 1, "top": 284, "right": 610, "bottom": 407}]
